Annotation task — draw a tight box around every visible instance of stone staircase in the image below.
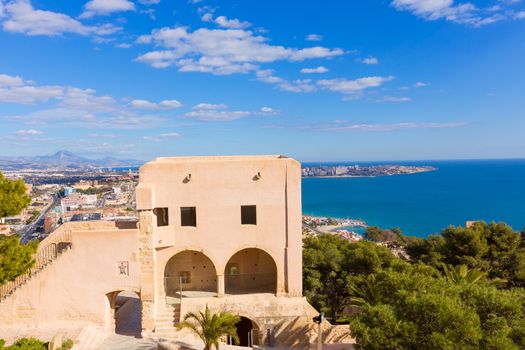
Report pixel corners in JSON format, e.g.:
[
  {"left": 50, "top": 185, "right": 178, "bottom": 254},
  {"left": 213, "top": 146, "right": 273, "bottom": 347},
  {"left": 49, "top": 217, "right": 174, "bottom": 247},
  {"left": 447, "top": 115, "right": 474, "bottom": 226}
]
[
  {"left": 71, "top": 325, "right": 107, "bottom": 350},
  {"left": 0, "top": 228, "right": 72, "bottom": 302},
  {"left": 153, "top": 303, "right": 181, "bottom": 339}
]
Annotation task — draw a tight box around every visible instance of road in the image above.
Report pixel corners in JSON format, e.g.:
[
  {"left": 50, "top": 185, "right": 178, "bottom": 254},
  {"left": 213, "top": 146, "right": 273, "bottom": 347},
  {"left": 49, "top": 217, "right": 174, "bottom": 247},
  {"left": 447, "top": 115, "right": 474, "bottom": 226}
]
[{"left": 20, "top": 192, "right": 60, "bottom": 244}]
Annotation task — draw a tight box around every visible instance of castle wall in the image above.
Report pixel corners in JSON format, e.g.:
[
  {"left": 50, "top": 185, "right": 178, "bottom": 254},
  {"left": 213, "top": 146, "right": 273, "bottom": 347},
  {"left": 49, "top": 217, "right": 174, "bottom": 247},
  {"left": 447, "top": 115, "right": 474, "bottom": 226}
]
[
  {"left": 0, "top": 222, "right": 140, "bottom": 330},
  {"left": 136, "top": 156, "right": 303, "bottom": 309}
]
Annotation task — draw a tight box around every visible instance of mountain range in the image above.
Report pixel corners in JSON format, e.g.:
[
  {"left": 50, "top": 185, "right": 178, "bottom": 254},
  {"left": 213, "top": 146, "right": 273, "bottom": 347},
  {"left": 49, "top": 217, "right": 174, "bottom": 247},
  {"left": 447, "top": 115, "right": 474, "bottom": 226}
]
[{"left": 0, "top": 150, "right": 143, "bottom": 170}]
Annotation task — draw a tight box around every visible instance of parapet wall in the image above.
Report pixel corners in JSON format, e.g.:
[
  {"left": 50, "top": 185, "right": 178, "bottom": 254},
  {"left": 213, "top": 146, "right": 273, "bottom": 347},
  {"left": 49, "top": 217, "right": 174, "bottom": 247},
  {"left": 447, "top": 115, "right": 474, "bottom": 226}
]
[
  {"left": 0, "top": 221, "right": 140, "bottom": 330},
  {"left": 175, "top": 295, "right": 354, "bottom": 348}
]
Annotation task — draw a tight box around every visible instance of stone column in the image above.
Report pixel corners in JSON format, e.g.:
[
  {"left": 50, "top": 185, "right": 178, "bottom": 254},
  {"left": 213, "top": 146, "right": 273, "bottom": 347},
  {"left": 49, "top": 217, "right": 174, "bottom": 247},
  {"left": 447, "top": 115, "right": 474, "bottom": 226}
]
[
  {"left": 139, "top": 210, "right": 156, "bottom": 333},
  {"left": 217, "top": 274, "right": 225, "bottom": 297},
  {"left": 105, "top": 292, "right": 117, "bottom": 332}
]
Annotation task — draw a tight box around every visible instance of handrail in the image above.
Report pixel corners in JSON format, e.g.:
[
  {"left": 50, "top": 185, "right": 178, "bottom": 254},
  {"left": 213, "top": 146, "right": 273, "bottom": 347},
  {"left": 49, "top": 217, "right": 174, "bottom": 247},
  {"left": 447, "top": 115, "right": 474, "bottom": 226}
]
[{"left": 0, "top": 228, "right": 73, "bottom": 301}]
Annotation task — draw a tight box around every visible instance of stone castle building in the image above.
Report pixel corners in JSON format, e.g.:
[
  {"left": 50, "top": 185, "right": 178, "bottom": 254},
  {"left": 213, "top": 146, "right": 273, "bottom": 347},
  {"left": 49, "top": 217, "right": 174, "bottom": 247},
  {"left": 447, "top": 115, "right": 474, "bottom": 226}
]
[{"left": 0, "top": 156, "right": 351, "bottom": 347}]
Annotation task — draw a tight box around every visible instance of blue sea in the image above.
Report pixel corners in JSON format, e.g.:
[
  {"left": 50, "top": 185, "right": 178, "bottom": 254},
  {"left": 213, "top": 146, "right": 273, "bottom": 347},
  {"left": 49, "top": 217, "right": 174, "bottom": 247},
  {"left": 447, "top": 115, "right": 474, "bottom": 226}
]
[{"left": 302, "top": 159, "right": 525, "bottom": 237}]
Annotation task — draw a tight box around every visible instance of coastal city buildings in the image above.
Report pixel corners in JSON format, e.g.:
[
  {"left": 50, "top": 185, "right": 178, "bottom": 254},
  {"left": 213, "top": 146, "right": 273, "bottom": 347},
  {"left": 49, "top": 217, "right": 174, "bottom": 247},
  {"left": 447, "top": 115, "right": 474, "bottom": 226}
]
[
  {"left": 0, "top": 156, "right": 351, "bottom": 347},
  {"left": 302, "top": 164, "right": 435, "bottom": 177}
]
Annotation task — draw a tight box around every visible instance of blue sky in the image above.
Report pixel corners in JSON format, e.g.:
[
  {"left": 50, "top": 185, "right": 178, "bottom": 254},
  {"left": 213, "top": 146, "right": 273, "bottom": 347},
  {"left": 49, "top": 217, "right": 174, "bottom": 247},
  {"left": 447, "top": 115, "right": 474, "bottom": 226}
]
[{"left": 0, "top": 0, "right": 524, "bottom": 162}]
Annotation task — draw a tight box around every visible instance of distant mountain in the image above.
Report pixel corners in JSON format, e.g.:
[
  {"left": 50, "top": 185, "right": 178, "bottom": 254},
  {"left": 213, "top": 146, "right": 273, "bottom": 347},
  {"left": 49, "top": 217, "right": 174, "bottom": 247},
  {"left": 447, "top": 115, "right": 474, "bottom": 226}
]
[{"left": 0, "top": 150, "right": 143, "bottom": 170}]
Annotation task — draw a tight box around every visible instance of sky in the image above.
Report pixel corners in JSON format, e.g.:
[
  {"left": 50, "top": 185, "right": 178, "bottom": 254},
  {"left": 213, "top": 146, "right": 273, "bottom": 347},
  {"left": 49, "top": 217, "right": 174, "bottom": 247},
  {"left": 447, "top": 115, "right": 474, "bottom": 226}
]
[{"left": 0, "top": 0, "right": 524, "bottom": 162}]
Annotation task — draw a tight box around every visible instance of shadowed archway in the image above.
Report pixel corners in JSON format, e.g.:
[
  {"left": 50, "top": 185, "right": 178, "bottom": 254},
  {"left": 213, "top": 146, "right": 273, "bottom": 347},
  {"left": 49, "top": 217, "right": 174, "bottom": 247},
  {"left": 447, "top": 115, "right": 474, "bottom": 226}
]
[
  {"left": 164, "top": 250, "right": 218, "bottom": 300},
  {"left": 224, "top": 248, "right": 277, "bottom": 294}
]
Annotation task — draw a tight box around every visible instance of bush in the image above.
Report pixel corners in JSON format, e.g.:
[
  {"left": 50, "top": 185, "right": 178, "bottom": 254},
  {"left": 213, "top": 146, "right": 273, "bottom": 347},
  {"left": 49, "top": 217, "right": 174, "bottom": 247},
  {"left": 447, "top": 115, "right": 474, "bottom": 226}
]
[{"left": 0, "top": 337, "right": 74, "bottom": 350}]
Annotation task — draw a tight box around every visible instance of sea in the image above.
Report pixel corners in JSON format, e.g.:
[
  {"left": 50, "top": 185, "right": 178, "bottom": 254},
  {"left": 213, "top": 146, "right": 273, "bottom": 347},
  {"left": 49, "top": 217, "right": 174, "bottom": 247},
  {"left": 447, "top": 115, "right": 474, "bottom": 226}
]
[
  {"left": 113, "top": 159, "right": 525, "bottom": 238},
  {"left": 302, "top": 159, "right": 525, "bottom": 237}
]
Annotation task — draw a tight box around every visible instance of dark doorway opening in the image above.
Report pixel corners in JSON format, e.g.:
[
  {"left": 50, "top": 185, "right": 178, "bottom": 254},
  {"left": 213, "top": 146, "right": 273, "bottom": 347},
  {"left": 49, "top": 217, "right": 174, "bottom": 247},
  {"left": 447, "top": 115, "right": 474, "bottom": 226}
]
[
  {"left": 114, "top": 291, "right": 142, "bottom": 336},
  {"left": 235, "top": 317, "right": 258, "bottom": 347}
]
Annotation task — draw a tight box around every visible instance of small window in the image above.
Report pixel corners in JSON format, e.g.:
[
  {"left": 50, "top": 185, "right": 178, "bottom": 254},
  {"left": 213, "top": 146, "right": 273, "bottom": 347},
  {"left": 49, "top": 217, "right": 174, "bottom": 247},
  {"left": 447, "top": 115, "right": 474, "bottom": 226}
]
[
  {"left": 241, "top": 205, "right": 257, "bottom": 225},
  {"left": 179, "top": 271, "right": 191, "bottom": 284},
  {"left": 154, "top": 207, "right": 169, "bottom": 227},
  {"left": 181, "top": 207, "right": 197, "bottom": 227},
  {"left": 227, "top": 264, "right": 239, "bottom": 276}
]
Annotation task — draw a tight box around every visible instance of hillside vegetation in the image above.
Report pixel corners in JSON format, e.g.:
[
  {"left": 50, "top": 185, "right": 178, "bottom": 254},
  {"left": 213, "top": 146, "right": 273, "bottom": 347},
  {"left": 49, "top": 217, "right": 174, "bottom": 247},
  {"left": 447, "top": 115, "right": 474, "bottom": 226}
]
[{"left": 303, "top": 222, "right": 525, "bottom": 350}]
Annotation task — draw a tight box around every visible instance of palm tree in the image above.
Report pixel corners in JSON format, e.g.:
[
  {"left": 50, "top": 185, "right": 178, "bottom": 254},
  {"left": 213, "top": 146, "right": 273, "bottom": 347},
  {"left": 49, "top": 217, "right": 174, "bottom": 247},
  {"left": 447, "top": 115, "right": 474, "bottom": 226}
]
[
  {"left": 441, "top": 264, "right": 506, "bottom": 286},
  {"left": 177, "top": 305, "right": 240, "bottom": 350}
]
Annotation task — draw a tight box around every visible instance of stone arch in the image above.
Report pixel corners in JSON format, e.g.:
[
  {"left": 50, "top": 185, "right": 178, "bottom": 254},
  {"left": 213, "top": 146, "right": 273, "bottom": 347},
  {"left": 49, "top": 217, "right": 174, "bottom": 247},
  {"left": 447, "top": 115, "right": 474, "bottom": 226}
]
[
  {"left": 235, "top": 316, "right": 260, "bottom": 347},
  {"left": 105, "top": 289, "right": 142, "bottom": 335},
  {"left": 224, "top": 248, "right": 278, "bottom": 294},
  {"left": 164, "top": 250, "right": 218, "bottom": 299}
]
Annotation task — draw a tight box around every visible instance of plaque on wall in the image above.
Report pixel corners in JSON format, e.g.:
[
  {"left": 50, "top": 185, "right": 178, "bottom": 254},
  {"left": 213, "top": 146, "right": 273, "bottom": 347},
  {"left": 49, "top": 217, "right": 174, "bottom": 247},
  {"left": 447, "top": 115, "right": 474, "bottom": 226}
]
[{"left": 117, "top": 261, "right": 129, "bottom": 276}]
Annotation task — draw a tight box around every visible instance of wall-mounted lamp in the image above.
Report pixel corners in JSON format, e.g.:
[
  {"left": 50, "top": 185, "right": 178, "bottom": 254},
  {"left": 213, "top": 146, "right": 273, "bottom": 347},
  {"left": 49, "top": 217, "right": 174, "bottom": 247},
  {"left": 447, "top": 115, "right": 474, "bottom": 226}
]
[
  {"left": 183, "top": 174, "right": 192, "bottom": 183},
  {"left": 253, "top": 172, "right": 262, "bottom": 181}
]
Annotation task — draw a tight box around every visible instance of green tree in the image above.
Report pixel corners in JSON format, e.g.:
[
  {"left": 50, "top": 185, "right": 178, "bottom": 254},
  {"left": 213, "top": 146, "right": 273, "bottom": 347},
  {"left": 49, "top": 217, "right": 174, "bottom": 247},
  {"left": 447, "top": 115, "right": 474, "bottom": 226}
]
[
  {"left": 302, "top": 226, "right": 525, "bottom": 349},
  {"left": 303, "top": 235, "right": 397, "bottom": 319},
  {"left": 0, "top": 172, "right": 31, "bottom": 218},
  {"left": 407, "top": 222, "right": 525, "bottom": 287},
  {"left": 177, "top": 305, "right": 240, "bottom": 350},
  {"left": 441, "top": 264, "right": 489, "bottom": 286},
  {"left": 0, "top": 235, "right": 38, "bottom": 285}
]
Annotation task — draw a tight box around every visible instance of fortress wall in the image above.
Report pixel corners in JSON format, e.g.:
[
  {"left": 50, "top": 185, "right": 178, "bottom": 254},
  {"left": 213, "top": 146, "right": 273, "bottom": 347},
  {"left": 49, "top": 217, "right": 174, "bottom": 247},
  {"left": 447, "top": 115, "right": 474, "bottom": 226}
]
[{"left": 0, "top": 224, "right": 140, "bottom": 330}]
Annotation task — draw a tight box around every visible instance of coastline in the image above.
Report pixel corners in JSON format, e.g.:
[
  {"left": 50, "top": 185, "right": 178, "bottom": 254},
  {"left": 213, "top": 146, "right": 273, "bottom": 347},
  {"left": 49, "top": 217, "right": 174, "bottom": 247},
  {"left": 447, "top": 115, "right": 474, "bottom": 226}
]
[{"left": 303, "top": 168, "right": 436, "bottom": 179}]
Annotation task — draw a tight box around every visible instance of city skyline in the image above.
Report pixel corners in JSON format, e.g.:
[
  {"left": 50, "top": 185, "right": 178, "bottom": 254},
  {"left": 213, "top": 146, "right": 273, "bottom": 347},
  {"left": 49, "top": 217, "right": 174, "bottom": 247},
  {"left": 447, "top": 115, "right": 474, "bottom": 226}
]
[{"left": 1, "top": 0, "right": 524, "bottom": 162}]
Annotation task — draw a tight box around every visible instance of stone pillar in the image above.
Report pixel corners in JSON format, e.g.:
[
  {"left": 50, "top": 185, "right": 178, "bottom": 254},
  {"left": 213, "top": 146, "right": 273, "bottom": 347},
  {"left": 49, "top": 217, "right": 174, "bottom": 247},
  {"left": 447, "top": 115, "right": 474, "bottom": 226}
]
[
  {"left": 285, "top": 160, "right": 303, "bottom": 297},
  {"left": 105, "top": 292, "right": 117, "bottom": 332},
  {"left": 217, "top": 274, "right": 225, "bottom": 297},
  {"left": 139, "top": 210, "right": 156, "bottom": 333}
]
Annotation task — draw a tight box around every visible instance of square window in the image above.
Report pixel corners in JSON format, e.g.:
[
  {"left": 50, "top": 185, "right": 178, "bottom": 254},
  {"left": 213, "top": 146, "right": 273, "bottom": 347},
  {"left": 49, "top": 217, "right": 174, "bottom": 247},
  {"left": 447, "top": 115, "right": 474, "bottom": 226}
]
[
  {"left": 181, "top": 207, "right": 197, "bottom": 227},
  {"left": 154, "top": 207, "right": 169, "bottom": 227},
  {"left": 179, "top": 271, "right": 191, "bottom": 284},
  {"left": 241, "top": 205, "right": 257, "bottom": 225}
]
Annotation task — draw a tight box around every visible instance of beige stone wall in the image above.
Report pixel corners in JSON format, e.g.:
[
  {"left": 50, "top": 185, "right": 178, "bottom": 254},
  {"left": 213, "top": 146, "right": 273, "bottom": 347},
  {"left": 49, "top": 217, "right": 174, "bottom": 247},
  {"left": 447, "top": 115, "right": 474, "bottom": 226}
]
[
  {"left": 175, "top": 295, "right": 353, "bottom": 348},
  {"left": 0, "top": 222, "right": 140, "bottom": 330},
  {"left": 164, "top": 251, "right": 217, "bottom": 294},
  {"left": 136, "top": 155, "right": 303, "bottom": 306}
]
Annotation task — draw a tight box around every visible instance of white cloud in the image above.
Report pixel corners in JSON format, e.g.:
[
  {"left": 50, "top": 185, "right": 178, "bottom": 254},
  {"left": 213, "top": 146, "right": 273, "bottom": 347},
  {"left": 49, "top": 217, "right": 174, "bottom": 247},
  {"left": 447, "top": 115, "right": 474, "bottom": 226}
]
[
  {"left": 0, "top": 73, "right": 24, "bottom": 87},
  {"left": 283, "top": 120, "right": 469, "bottom": 132},
  {"left": 9, "top": 107, "right": 165, "bottom": 129},
  {"left": 382, "top": 95, "right": 412, "bottom": 102},
  {"left": 88, "top": 133, "right": 118, "bottom": 138},
  {"left": 16, "top": 129, "right": 43, "bottom": 135},
  {"left": 139, "top": 0, "right": 161, "bottom": 4},
  {"left": 300, "top": 66, "right": 329, "bottom": 74},
  {"left": 200, "top": 12, "right": 213, "bottom": 22},
  {"left": 323, "top": 121, "right": 468, "bottom": 132},
  {"left": 260, "top": 107, "right": 275, "bottom": 114},
  {"left": 59, "top": 88, "right": 116, "bottom": 112},
  {"left": 317, "top": 76, "right": 395, "bottom": 95},
  {"left": 391, "top": 0, "right": 507, "bottom": 26},
  {"left": 130, "top": 99, "right": 182, "bottom": 109},
  {"left": 136, "top": 26, "right": 343, "bottom": 75},
  {"left": 184, "top": 103, "right": 250, "bottom": 121},
  {"left": 0, "top": 1, "right": 4, "bottom": 18},
  {"left": 116, "top": 43, "right": 132, "bottom": 48},
  {"left": 193, "top": 103, "right": 228, "bottom": 110},
  {"left": 361, "top": 57, "right": 379, "bottom": 65},
  {"left": 214, "top": 15, "right": 251, "bottom": 29},
  {"left": 414, "top": 81, "right": 430, "bottom": 87},
  {"left": 143, "top": 132, "right": 179, "bottom": 141},
  {"left": 2, "top": 0, "right": 121, "bottom": 36},
  {"left": 256, "top": 70, "right": 317, "bottom": 93},
  {"left": 515, "top": 11, "right": 525, "bottom": 19},
  {"left": 0, "top": 78, "right": 63, "bottom": 103},
  {"left": 305, "top": 34, "right": 322, "bottom": 41},
  {"left": 80, "top": 0, "right": 135, "bottom": 19},
  {"left": 0, "top": 72, "right": 170, "bottom": 130}
]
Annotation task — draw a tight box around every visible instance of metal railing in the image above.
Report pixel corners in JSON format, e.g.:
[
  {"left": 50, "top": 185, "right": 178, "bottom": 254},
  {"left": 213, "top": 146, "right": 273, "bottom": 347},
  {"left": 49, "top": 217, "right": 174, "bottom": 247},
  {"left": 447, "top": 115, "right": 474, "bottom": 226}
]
[
  {"left": 0, "top": 229, "right": 73, "bottom": 301},
  {"left": 225, "top": 272, "right": 277, "bottom": 295},
  {"left": 164, "top": 276, "right": 218, "bottom": 301}
]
